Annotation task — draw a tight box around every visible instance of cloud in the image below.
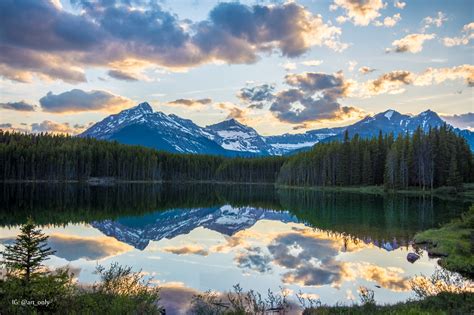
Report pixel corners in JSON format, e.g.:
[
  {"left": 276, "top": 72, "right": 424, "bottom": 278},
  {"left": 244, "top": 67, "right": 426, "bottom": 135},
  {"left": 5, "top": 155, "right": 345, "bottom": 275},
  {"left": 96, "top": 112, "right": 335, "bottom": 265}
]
[
  {"left": 0, "top": 120, "right": 91, "bottom": 134},
  {"left": 235, "top": 246, "right": 272, "bottom": 273},
  {"left": 159, "top": 283, "right": 200, "bottom": 315},
  {"left": 347, "top": 263, "right": 411, "bottom": 291},
  {"left": 284, "top": 72, "right": 349, "bottom": 94},
  {"left": 167, "top": 98, "right": 212, "bottom": 107},
  {"left": 440, "top": 113, "right": 474, "bottom": 130},
  {"left": 31, "top": 121, "right": 77, "bottom": 134},
  {"left": 47, "top": 234, "right": 133, "bottom": 261},
  {"left": 422, "top": 11, "right": 448, "bottom": 29},
  {"left": 353, "top": 65, "right": 473, "bottom": 97},
  {"left": 281, "top": 62, "right": 297, "bottom": 71},
  {"left": 238, "top": 84, "right": 275, "bottom": 109},
  {"left": 0, "top": 1, "right": 347, "bottom": 82},
  {"left": 301, "top": 59, "right": 323, "bottom": 66},
  {"left": 268, "top": 233, "right": 342, "bottom": 286},
  {"left": 108, "top": 70, "right": 139, "bottom": 81},
  {"left": 0, "top": 101, "right": 36, "bottom": 111},
  {"left": 265, "top": 71, "right": 364, "bottom": 124},
  {"left": 362, "top": 70, "right": 414, "bottom": 95},
  {"left": 443, "top": 22, "right": 474, "bottom": 47},
  {"left": 374, "top": 13, "right": 401, "bottom": 27},
  {"left": 388, "top": 33, "right": 436, "bottom": 53},
  {"left": 413, "top": 65, "right": 474, "bottom": 87},
  {"left": 359, "top": 66, "right": 376, "bottom": 74},
  {"left": 330, "top": 0, "right": 386, "bottom": 26},
  {"left": 226, "top": 107, "right": 246, "bottom": 120},
  {"left": 0, "top": 123, "right": 13, "bottom": 129},
  {"left": 39, "top": 89, "right": 133, "bottom": 113},
  {"left": 394, "top": 1, "right": 406, "bottom": 9},
  {"left": 0, "top": 123, "right": 30, "bottom": 133},
  {"left": 162, "top": 245, "right": 208, "bottom": 256},
  {"left": 348, "top": 60, "right": 358, "bottom": 72}
]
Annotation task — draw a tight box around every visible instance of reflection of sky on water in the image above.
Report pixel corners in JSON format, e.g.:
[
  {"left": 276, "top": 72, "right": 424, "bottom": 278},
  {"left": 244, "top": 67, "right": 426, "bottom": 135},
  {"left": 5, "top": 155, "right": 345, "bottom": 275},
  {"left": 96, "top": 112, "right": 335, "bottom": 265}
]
[{"left": 0, "top": 205, "right": 442, "bottom": 311}]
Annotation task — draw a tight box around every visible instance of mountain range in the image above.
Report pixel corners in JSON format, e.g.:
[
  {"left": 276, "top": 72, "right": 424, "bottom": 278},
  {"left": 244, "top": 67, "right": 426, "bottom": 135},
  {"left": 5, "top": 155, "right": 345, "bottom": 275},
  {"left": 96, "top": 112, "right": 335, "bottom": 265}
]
[
  {"left": 91, "top": 205, "right": 298, "bottom": 250},
  {"left": 81, "top": 102, "right": 474, "bottom": 155},
  {"left": 91, "top": 205, "right": 402, "bottom": 252}
]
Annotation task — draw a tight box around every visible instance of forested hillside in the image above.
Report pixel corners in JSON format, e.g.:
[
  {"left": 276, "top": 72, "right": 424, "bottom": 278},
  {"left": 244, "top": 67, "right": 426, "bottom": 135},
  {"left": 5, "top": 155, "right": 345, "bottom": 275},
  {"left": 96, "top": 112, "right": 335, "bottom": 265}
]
[
  {"left": 278, "top": 126, "right": 473, "bottom": 190},
  {"left": 0, "top": 126, "right": 472, "bottom": 189},
  {"left": 0, "top": 131, "right": 284, "bottom": 183}
]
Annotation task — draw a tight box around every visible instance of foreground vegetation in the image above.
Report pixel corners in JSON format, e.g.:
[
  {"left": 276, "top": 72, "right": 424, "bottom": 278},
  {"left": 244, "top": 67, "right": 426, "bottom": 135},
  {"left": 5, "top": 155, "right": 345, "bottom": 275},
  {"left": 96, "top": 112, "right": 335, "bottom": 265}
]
[
  {"left": 1, "top": 220, "right": 472, "bottom": 314},
  {"left": 0, "top": 219, "right": 162, "bottom": 314},
  {"left": 414, "top": 206, "right": 474, "bottom": 278},
  {"left": 1, "top": 126, "right": 472, "bottom": 191},
  {"left": 303, "top": 292, "right": 474, "bottom": 315}
]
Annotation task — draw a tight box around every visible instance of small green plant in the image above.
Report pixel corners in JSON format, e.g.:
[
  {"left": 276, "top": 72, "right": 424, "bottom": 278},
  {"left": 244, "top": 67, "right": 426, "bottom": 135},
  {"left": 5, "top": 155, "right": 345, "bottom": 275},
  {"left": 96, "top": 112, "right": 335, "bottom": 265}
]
[
  {"left": 190, "top": 284, "right": 290, "bottom": 314},
  {"left": 296, "top": 290, "right": 322, "bottom": 309},
  {"left": 72, "top": 262, "right": 163, "bottom": 314},
  {"left": 410, "top": 267, "right": 472, "bottom": 299},
  {"left": 358, "top": 286, "right": 375, "bottom": 305}
]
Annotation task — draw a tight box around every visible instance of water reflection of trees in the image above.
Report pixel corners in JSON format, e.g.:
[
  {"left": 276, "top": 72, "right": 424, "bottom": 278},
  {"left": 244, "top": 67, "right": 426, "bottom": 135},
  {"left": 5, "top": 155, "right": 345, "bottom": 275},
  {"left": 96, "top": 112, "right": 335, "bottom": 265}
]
[{"left": 0, "top": 183, "right": 468, "bottom": 245}]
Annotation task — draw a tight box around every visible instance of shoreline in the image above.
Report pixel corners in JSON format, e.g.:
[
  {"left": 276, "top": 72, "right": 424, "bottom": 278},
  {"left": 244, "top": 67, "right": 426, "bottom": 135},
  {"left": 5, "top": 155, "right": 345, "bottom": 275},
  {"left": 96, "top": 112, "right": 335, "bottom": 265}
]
[{"left": 1, "top": 179, "right": 473, "bottom": 199}]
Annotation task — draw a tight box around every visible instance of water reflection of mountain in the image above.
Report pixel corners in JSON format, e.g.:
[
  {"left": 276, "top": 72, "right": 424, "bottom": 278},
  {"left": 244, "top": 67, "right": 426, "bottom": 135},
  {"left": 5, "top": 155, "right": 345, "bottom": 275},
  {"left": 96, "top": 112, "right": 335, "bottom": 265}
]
[
  {"left": 0, "top": 183, "right": 469, "bottom": 249},
  {"left": 92, "top": 206, "right": 298, "bottom": 250}
]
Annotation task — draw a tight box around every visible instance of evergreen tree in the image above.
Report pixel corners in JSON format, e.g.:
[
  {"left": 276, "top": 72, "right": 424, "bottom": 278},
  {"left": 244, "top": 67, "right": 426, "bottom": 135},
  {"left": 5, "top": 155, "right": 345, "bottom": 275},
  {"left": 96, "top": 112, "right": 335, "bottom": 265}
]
[
  {"left": 1, "top": 218, "right": 55, "bottom": 283},
  {"left": 447, "top": 155, "right": 463, "bottom": 191}
]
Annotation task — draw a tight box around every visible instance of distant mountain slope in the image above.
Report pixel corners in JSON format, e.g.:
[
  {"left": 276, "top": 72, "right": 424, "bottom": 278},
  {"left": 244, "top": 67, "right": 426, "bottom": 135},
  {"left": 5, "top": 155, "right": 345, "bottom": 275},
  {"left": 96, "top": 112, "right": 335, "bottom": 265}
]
[
  {"left": 92, "top": 205, "right": 298, "bottom": 250},
  {"left": 81, "top": 103, "right": 474, "bottom": 154},
  {"left": 81, "top": 102, "right": 229, "bottom": 155},
  {"left": 205, "top": 119, "right": 278, "bottom": 155},
  {"left": 266, "top": 128, "right": 344, "bottom": 155},
  {"left": 321, "top": 109, "right": 474, "bottom": 150}
]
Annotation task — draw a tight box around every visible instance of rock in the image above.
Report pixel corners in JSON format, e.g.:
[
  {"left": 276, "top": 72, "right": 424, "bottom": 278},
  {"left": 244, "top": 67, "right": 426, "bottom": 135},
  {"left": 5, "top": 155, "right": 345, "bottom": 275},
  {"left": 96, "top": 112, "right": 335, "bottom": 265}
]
[{"left": 407, "top": 252, "right": 420, "bottom": 263}]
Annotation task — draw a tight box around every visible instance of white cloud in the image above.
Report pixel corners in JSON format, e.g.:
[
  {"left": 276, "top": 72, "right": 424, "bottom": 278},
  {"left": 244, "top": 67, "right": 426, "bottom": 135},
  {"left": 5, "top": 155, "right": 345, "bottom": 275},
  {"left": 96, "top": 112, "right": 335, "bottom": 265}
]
[
  {"left": 422, "top": 11, "right": 448, "bottom": 30},
  {"left": 388, "top": 33, "right": 436, "bottom": 53},
  {"left": 443, "top": 22, "right": 474, "bottom": 47},
  {"left": 331, "top": 0, "right": 386, "bottom": 26},
  {"left": 378, "top": 13, "right": 401, "bottom": 27},
  {"left": 394, "top": 1, "right": 406, "bottom": 9},
  {"left": 281, "top": 62, "right": 297, "bottom": 71},
  {"left": 348, "top": 60, "right": 358, "bottom": 72},
  {"left": 301, "top": 59, "right": 324, "bottom": 66}
]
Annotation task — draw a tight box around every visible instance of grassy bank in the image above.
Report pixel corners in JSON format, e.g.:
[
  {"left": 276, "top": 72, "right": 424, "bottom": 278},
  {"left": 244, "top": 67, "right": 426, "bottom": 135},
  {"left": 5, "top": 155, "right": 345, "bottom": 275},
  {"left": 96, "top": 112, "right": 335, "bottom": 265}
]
[
  {"left": 303, "top": 292, "right": 474, "bottom": 315},
  {"left": 414, "top": 206, "right": 474, "bottom": 278}
]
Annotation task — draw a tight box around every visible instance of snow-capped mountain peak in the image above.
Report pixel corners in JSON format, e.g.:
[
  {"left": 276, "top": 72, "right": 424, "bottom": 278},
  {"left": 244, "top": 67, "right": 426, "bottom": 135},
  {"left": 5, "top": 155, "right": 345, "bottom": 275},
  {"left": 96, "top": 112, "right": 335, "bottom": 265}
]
[
  {"left": 134, "top": 102, "right": 153, "bottom": 114},
  {"left": 384, "top": 109, "right": 395, "bottom": 120},
  {"left": 205, "top": 119, "right": 276, "bottom": 155},
  {"left": 80, "top": 103, "right": 474, "bottom": 154}
]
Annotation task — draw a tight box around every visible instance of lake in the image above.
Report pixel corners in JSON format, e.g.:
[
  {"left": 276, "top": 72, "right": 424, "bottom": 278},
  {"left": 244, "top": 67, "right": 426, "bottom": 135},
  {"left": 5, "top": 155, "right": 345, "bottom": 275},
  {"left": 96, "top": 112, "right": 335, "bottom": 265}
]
[{"left": 0, "top": 183, "right": 470, "bottom": 313}]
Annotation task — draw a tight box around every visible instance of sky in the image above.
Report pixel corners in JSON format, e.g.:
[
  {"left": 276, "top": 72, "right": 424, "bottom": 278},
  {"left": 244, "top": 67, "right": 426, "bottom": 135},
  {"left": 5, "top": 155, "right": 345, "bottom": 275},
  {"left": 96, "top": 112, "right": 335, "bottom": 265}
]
[{"left": 0, "top": 0, "right": 473, "bottom": 135}]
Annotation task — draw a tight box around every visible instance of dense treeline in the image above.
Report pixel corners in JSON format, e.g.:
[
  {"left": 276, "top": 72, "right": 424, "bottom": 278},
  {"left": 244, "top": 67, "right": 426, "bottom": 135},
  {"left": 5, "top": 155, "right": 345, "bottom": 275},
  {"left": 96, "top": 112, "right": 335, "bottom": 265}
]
[
  {"left": 1, "top": 126, "right": 472, "bottom": 189},
  {"left": 278, "top": 126, "right": 473, "bottom": 190},
  {"left": 0, "top": 131, "right": 284, "bottom": 183}
]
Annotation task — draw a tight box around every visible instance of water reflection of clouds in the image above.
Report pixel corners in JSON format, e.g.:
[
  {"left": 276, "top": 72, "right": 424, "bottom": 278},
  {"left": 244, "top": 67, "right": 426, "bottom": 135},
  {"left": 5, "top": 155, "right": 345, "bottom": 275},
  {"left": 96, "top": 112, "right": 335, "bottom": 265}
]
[
  {"left": 342, "top": 263, "right": 411, "bottom": 291},
  {"left": 47, "top": 234, "right": 133, "bottom": 261},
  {"left": 235, "top": 246, "right": 272, "bottom": 273},
  {"left": 0, "top": 217, "right": 428, "bottom": 306},
  {"left": 162, "top": 245, "right": 209, "bottom": 256},
  {"left": 0, "top": 233, "right": 133, "bottom": 261},
  {"left": 268, "top": 232, "right": 342, "bottom": 286},
  {"left": 209, "top": 223, "right": 412, "bottom": 291}
]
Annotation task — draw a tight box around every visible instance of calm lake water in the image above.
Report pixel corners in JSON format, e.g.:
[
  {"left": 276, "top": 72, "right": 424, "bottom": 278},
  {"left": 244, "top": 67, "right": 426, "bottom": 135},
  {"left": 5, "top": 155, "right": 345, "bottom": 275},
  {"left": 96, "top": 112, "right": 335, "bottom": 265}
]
[{"left": 0, "top": 183, "right": 470, "bottom": 313}]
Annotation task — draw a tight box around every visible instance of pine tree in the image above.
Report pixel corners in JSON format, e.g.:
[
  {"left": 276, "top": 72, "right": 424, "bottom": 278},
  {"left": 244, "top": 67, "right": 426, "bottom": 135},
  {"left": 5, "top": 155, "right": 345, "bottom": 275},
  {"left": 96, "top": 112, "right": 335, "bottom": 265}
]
[
  {"left": 1, "top": 218, "right": 55, "bottom": 283},
  {"left": 446, "top": 155, "right": 463, "bottom": 191}
]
